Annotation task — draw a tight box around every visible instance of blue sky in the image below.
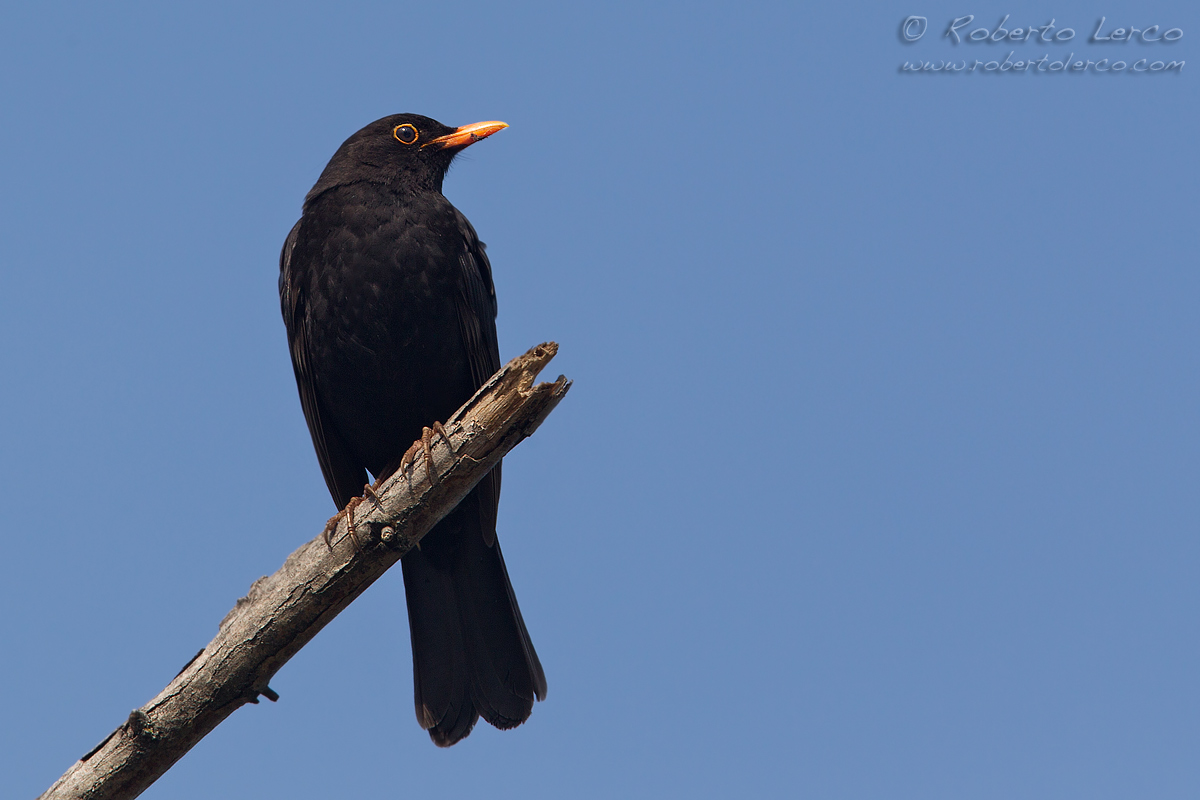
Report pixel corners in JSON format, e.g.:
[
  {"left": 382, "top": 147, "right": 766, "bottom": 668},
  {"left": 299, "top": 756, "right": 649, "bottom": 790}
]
[{"left": 2, "top": 2, "right": 1196, "bottom": 797}]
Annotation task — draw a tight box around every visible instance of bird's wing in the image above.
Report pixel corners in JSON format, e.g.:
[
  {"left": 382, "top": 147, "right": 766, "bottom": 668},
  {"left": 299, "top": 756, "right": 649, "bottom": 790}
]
[
  {"left": 453, "top": 209, "right": 503, "bottom": 544},
  {"left": 452, "top": 208, "right": 501, "bottom": 385},
  {"left": 280, "top": 219, "right": 368, "bottom": 510}
]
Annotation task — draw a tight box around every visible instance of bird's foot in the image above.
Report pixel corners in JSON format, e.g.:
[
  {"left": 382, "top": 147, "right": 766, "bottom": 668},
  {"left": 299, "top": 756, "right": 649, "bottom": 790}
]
[
  {"left": 362, "top": 480, "right": 383, "bottom": 508},
  {"left": 321, "top": 510, "right": 342, "bottom": 549},
  {"left": 321, "top": 496, "right": 366, "bottom": 551},
  {"left": 344, "top": 496, "right": 365, "bottom": 551},
  {"left": 399, "top": 422, "right": 455, "bottom": 487},
  {"left": 432, "top": 421, "right": 457, "bottom": 454},
  {"left": 399, "top": 439, "right": 420, "bottom": 480}
]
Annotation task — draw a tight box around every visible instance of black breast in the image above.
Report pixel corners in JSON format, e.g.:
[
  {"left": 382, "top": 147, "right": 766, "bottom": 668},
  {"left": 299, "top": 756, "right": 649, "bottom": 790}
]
[{"left": 290, "top": 182, "right": 480, "bottom": 479}]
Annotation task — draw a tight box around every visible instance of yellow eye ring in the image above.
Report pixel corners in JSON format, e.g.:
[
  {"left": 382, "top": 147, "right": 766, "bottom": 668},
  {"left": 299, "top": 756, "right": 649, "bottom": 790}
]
[{"left": 393, "top": 124, "right": 419, "bottom": 145}]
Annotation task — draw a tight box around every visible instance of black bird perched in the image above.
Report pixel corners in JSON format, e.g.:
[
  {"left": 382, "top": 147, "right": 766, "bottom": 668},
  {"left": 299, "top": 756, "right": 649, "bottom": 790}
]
[{"left": 279, "top": 114, "right": 546, "bottom": 746}]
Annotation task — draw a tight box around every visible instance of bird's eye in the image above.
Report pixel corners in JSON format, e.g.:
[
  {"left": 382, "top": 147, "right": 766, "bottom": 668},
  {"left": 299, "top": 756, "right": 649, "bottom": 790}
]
[{"left": 393, "top": 124, "right": 419, "bottom": 145}]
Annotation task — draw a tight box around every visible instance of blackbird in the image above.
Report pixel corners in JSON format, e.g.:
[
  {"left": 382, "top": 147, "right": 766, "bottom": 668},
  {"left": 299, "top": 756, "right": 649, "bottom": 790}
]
[{"left": 279, "top": 114, "right": 545, "bottom": 746}]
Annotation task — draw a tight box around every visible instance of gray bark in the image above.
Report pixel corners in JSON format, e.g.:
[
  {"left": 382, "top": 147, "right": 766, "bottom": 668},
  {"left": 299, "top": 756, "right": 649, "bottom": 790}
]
[{"left": 40, "top": 342, "right": 571, "bottom": 800}]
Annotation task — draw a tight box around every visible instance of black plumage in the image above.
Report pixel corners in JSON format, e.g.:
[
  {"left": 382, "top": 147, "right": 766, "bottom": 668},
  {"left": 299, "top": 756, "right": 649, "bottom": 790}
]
[{"left": 278, "top": 114, "right": 545, "bottom": 746}]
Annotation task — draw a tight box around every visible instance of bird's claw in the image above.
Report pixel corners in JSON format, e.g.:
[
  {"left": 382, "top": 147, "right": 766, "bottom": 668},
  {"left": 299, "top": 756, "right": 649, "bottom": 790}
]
[
  {"left": 400, "top": 421, "right": 455, "bottom": 487},
  {"left": 321, "top": 495, "right": 366, "bottom": 551},
  {"left": 344, "top": 496, "right": 365, "bottom": 551},
  {"left": 422, "top": 426, "right": 436, "bottom": 486},
  {"left": 432, "top": 421, "right": 457, "bottom": 454},
  {"left": 321, "top": 510, "right": 342, "bottom": 549},
  {"left": 399, "top": 439, "right": 420, "bottom": 479}
]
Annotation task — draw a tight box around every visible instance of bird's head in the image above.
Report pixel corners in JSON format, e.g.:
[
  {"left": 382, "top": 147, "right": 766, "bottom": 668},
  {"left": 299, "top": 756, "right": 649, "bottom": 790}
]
[{"left": 305, "top": 113, "right": 507, "bottom": 202}]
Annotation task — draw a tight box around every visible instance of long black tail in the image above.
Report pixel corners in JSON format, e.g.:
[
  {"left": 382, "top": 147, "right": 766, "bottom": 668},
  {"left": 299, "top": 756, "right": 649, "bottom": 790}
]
[{"left": 399, "top": 485, "right": 546, "bottom": 746}]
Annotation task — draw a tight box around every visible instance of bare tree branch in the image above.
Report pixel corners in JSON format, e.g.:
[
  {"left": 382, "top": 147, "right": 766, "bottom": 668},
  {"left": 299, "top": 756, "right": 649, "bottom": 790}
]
[{"left": 40, "top": 342, "right": 571, "bottom": 800}]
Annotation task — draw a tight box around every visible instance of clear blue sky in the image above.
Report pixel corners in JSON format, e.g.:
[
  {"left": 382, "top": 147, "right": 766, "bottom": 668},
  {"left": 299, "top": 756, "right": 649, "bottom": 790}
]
[{"left": 2, "top": 2, "right": 1196, "bottom": 797}]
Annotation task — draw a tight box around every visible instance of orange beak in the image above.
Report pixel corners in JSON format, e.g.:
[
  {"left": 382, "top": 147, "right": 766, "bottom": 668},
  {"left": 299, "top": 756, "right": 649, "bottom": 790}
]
[{"left": 424, "top": 120, "right": 508, "bottom": 150}]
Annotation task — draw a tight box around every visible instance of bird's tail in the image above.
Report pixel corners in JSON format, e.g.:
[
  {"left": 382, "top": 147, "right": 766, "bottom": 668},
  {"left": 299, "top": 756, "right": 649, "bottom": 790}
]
[{"left": 400, "top": 486, "right": 546, "bottom": 746}]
